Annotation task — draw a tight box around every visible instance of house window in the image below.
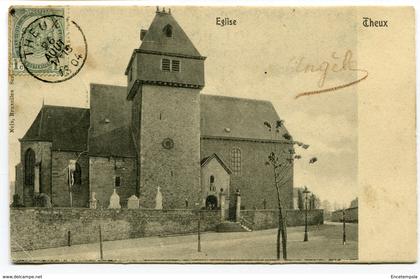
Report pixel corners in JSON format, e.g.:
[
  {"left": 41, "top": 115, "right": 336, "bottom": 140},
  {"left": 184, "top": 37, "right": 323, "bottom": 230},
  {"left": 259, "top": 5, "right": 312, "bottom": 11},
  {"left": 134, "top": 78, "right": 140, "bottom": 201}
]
[
  {"left": 161, "top": 58, "right": 171, "bottom": 71},
  {"left": 24, "top": 148, "right": 35, "bottom": 185},
  {"left": 230, "top": 148, "right": 242, "bottom": 175},
  {"left": 171, "top": 60, "right": 180, "bottom": 72},
  {"left": 115, "top": 176, "right": 122, "bottom": 187}
]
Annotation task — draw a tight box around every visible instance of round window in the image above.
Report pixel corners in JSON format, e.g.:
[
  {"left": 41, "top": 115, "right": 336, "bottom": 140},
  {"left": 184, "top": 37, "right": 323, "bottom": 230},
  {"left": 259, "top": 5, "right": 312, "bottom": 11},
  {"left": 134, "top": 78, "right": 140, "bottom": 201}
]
[{"left": 162, "top": 138, "right": 174, "bottom": 149}]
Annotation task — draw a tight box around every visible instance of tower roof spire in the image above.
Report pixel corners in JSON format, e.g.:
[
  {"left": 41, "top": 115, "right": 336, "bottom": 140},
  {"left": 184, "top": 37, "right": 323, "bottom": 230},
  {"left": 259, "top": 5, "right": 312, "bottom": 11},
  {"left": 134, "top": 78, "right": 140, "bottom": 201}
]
[{"left": 139, "top": 9, "right": 202, "bottom": 57}]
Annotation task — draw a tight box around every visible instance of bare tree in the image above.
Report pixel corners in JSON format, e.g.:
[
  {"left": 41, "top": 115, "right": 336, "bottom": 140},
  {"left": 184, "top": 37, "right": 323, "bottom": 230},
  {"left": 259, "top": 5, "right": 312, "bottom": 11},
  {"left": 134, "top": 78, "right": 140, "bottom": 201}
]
[{"left": 264, "top": 120, "right": 316, "bottom": 260}]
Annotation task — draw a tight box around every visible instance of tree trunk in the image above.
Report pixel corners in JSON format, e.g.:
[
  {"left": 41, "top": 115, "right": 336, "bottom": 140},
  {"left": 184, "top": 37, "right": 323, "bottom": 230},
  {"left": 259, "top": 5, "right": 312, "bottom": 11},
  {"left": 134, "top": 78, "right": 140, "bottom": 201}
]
[
  {"left": 273, "top": 165, "right": 288, "bottom": 260},
  {"left": 276, "top": 185, "right": 287, "bottom": 260}
]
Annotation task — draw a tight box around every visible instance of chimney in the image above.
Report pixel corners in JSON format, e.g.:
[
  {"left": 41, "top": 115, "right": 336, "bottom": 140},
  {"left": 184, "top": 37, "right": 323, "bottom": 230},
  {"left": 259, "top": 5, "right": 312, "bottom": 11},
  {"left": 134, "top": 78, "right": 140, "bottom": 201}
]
[{"left": 140, "top": 29, "right": 147, "bottom": 41}]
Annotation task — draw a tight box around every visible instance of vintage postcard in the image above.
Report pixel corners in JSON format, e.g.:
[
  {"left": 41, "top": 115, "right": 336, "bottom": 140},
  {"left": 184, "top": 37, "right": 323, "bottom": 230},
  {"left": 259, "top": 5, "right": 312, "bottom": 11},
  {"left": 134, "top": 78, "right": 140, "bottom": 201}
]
[{"left": 8, "top": 6, "right": 416, "bottom": 263}]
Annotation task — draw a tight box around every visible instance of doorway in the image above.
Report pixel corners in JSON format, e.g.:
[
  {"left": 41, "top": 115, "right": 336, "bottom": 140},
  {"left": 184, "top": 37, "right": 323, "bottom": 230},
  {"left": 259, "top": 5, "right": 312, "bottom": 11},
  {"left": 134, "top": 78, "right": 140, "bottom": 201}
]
[{"left": 205, "top": 195, "right": 218, "bottom": 210}]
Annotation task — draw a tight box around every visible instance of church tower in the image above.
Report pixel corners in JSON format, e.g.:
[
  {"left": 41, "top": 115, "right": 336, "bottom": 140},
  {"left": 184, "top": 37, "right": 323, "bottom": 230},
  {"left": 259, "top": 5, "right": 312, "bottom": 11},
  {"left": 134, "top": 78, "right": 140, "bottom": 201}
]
[{"left": 125, "top": 8, "right": 205, "bottom": 209}]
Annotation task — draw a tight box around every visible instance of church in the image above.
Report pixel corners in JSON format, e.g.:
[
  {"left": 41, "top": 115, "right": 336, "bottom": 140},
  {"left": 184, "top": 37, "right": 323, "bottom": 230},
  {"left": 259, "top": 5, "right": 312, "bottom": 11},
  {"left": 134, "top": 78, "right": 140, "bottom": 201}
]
[{"left": 14, "top": 9, "right": 294, "bottom": 212}]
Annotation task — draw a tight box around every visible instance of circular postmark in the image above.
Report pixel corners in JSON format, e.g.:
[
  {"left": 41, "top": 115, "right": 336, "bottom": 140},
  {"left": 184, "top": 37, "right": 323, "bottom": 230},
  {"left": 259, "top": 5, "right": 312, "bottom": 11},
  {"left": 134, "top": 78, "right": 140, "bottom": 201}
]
[{"left": 19, "top": 15, "right": 87, "bottom": 83}]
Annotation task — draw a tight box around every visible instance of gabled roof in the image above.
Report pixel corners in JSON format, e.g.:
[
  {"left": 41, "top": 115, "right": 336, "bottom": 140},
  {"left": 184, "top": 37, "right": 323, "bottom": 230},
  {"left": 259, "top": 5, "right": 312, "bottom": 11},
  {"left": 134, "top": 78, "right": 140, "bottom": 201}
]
[
  {"left": 201, "top": 153, "right": 232, "bottom": 174},
  {"left": 21, "top": 105, "right": 90, "bottom": 152},
  {"left": 200, "top": 94, "right": 291, "bottom": 141},
  {"left": 139, "top": 11, "right": 202, "bottom": 57}
]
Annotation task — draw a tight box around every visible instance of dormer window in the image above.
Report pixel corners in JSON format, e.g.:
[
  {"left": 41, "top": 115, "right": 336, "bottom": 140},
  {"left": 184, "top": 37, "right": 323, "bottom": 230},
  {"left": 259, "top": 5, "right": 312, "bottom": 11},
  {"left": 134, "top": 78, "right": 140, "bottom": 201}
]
[
  {"left": 163, "top": 24, "right": 173, "bottom": 37},
  {"left": 161, "top": 58, "right": 181, "bottom": 72}
]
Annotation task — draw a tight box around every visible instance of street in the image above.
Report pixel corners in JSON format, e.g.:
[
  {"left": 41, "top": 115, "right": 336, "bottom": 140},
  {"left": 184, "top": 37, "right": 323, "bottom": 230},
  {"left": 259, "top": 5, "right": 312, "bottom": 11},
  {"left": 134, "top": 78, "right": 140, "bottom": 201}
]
[{"left": 12, "top": 223, "right": 358, "bottom": 262}]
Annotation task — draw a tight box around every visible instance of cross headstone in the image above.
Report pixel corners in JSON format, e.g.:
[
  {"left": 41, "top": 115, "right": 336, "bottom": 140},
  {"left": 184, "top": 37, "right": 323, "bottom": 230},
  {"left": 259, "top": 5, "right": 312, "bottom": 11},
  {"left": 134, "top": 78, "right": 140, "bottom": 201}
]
[
  {"left": 108, "top": 189, "right": 121, "bottom": 209},
  {"left": 155, "top": 186, "right": 163, "bottom": 210}
]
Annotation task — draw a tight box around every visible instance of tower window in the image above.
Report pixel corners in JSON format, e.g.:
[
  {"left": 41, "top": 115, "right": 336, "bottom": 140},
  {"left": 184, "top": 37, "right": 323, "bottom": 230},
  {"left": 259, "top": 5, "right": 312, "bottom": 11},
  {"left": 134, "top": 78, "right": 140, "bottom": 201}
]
[
  {"left": 172, "top": 60, "right": 180, "bottom": 72},
  {"left": 115, "top": 176, "right": 122, "bottom": 187},
  {"left": 161, "top": 59, "right": 181, "bottom": 72},
  {"left": 230, "top": 148, "right": 242, "bottom": 175},
  {"left": 163, "top": 24, "right": 173, "bottom": 37},
  {"left": 210, "top": 175, "right": 215, "bottom": 184},
  {"left": 161, "top": 58, "right": 171, "bottom": 71}
]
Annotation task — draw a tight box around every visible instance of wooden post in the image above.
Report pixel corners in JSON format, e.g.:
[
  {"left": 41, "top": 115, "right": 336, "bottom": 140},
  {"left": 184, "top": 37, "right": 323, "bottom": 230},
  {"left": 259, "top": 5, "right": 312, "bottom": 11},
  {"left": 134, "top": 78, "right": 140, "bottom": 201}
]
[
  {"left": 99, "top": 224, "right": 103, "bottom": 260},
  {"left": 342, "top": 210, "right": 346, "bottom": 245},
  {"left": 67, "top": 230, "right": 71, "bottom": 246},
  {"left": 197, "top": 210, "right": 201, "bottom": 252}
]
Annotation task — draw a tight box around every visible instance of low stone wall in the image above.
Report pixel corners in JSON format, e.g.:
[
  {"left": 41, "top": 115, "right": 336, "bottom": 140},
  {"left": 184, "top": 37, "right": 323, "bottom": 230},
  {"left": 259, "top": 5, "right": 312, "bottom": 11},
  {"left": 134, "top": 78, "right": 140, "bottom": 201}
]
[
  {"left": 241, "top": 209, "right": 324, "bottom": 230},
  {"left": 10, "top": 208, "right": 220, "bottom": 252},
  {"left": 331, "top": 207, "right": 358, "bottom": 223}
]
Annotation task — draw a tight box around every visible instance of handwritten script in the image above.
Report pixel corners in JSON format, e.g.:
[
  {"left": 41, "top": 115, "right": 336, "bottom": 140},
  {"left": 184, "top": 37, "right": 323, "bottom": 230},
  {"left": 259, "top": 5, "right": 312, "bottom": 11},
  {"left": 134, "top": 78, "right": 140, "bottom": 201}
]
[{"left": 289, "top": 50, "right": 368, "bottom": 99}]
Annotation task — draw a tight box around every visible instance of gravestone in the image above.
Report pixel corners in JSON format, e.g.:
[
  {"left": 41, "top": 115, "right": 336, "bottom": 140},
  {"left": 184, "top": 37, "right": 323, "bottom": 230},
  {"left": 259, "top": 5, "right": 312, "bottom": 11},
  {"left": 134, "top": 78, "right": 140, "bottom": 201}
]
[
  {"left": 219, "top": 188, "right": 226, "bottom": 221},
  {"left": 127, "top": 195, "right": 139, "bottom": 209},
  {"left": 108, "top": 189, "right": 121, "bottom": 209},
  {"left": 155, "top": 186, "right": 163, "bottom": 210},
  {"left": 235, "top": 189, "right": 241, "bottom": 222},
  {"left": 89, "top": 192, "right": 97, "bottom": 209}
]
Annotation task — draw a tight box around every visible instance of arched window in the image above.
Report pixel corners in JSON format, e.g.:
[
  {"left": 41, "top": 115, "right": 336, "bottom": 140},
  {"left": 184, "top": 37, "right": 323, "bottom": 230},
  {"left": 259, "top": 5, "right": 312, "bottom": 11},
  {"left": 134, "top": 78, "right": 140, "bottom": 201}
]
[
  {"left": 74, "top": 163, "right": 82, "bottom": 185},
  {"left": 24, "top": 148, "right": 35, "bottom": 185},
  {"left": 163, "top": 24, "right": 173, "bottom": 37},
  {"left": 210, "top": 175, "right": 215, "bottom": 184},
  {"left": 230, "top": 148, "right": 242, "bottom": 175}
]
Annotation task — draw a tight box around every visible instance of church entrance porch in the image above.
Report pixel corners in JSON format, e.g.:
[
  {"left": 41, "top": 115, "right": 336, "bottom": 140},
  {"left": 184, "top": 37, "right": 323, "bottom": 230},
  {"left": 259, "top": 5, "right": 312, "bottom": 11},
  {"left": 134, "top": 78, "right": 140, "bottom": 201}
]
[{"left": 205, "top": 195, "right": 218, "bottom": 210}]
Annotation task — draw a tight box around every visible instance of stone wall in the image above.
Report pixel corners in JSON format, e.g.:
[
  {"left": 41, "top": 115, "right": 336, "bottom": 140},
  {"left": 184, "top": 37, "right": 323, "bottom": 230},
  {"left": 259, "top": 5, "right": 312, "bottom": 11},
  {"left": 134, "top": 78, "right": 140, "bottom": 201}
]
[
  {"left": 10, "top": 208, "right": 219, "bottom": 252},
  {"left": 51, "top": 151, "right": 89, "bottom": 207},
  {"left": 201, "top": 138, "right": 294, "bottom": 210},
  {"left": 89, "top": 156, "right": 137, "bottom": 208},
  {"left": 19, "top": 141, "right": 53, "bottom": 206},
  {"left": 138, "top": 85, "right": 202, "bottom": 209},
  {"left": 241, "top": 209, "right": 324, "bottom": 230},
  {"left": 331, "top": 207, "right": 358, "bottom": 223}
]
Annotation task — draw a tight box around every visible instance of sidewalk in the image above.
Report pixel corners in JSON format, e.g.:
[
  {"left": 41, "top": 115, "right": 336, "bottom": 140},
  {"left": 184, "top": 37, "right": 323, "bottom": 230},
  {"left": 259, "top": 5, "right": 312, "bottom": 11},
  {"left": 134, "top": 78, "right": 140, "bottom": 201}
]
[{"left": 12, "top": 223, "right": 358, "bottom": 263}]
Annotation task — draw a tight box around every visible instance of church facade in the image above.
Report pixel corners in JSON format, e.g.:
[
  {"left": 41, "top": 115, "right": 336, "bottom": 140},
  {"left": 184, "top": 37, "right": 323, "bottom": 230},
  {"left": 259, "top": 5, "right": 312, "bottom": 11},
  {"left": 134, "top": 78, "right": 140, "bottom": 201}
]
[{"left": 14, "top": 9, "right": 294, "bottom": 212}]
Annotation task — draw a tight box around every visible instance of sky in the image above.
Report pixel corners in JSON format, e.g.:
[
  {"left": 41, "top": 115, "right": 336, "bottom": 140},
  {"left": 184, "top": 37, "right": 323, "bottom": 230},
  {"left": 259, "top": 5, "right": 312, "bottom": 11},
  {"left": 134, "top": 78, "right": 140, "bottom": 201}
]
[{"left": 9, "top": 6, "right": 358, "bottom": 207}]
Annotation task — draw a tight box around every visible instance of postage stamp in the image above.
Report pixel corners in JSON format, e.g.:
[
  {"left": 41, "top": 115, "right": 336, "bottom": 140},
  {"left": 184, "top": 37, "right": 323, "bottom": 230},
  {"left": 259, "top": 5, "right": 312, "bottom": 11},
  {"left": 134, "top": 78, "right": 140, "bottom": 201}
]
[{"left": 10, "top": 7, "right": 87, "bottom": 82}]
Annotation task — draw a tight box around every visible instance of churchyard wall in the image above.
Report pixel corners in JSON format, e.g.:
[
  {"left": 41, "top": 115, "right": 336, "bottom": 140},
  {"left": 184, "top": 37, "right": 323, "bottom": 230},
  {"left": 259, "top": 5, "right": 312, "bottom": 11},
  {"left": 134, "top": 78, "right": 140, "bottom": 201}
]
[
  {"left": 11, "top": 208, "right": 323, "bottom": 252},
  {"left": 241, "top": 209, "right": 324, "bottom": 230},
  {"left": 10, "top": 208, "right": 219, "bottom": 252}
]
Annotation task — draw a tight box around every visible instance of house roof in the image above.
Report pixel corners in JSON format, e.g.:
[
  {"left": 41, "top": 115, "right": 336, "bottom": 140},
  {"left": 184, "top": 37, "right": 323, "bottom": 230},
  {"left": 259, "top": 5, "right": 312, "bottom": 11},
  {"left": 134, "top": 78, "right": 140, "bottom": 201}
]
[
  {"left": 200, "top": 94, "right": 291, "bottom": 141},
  {"left": 21, "top": 105, "right": 90, "bottom": 152},
  {"left": 201, "top": 153, "right": 232, "bottom": 174},
  {"left": 139, "top": 11, "right": 202, "bottom": 58}
]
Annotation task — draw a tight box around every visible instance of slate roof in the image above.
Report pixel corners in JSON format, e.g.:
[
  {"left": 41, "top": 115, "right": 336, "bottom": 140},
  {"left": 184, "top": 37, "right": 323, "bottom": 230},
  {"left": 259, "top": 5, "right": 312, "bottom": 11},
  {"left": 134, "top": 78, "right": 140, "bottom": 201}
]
[
  {"left": 139, "top": 11, "right": 202, "bottom": 57},
  {"left": 22, "top": 88, "right": 290, "bottom": 157},
  {"left": 88, "top": 126, "right": 136, "bottom": 158},
  {"left": 200, "top": 94, "right": 290, "bottom": 141},
  {"left": 88, "top": 84, "right": 136, "bottom": 158},
  {"left": 201, "top": 153, "right": 232, "bottom": 174},
  {"left": 21, "top": 105, "right": 90, "bottom": 152}
]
